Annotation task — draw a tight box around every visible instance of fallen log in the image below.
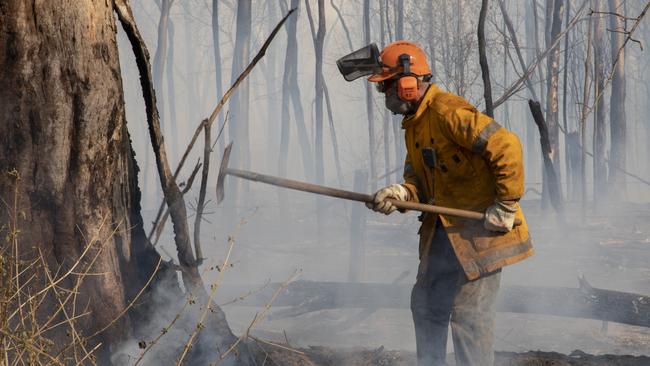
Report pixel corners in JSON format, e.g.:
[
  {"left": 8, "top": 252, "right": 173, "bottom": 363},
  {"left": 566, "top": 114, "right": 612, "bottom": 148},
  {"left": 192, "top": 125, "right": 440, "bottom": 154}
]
[{"left": 217, "top": 280, "right": 650, "bottom": 328}]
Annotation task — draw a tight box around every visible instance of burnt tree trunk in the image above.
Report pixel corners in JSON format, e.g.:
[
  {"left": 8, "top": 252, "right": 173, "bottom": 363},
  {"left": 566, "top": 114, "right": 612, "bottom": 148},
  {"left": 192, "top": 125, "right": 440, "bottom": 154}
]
[
  {"left": 562, "top": 0, "right": 572, "bottom": 198},
  {"left": 544, "top": 0, "right": 564, "bottom": 210},
  {"left": 478, "top": 0, "right": 494, "bottom": 117},
  {"left": 165, "top": 19, "right": 178, "bottom": 163},
  {"left": 212, "top": 0, "right": 225, "bottom": 153},
  {"left": 279, "top": 0, "right": 313, "bottom": 217},
  {"left": 314, "top": 0, "right": 325, "bottom": 186},
  {"left": 529, "top": 100, "right": 565, "bottom": 218},
  {"left": 228, "top": 0, "right": 252, "bottom": 205},
  {"left": 0, "top": 0, "right": 170, "bottom": 361},
  {"left": 152, "top": 0, "right": 172, "bottom": 130},
  {"left": 592, "top": 0, "right": 608, "bottom": 208},
  {"left": 392, "top": 0, "right": 405, "bottom": 180},
  {"left": 608, "top": 0, "right": 626, "bottom": 200},
  {"left": 363, "top": 0, "right": 377, "bottom": 189},
  {"left": 525, "top": 0, "right": 541, "bottom": 192},
  {"left": 381, "top": 0, "right": 391, "bottom": 186},
  {"left": 580, "top": 16, "right": 593, "bottom": 221}
]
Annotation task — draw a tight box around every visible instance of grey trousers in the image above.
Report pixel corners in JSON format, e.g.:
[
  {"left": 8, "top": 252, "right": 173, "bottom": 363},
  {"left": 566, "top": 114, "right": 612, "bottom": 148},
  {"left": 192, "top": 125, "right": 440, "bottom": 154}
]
[{"left": 411, "top": 221, "right": 501, "bottom": 366}]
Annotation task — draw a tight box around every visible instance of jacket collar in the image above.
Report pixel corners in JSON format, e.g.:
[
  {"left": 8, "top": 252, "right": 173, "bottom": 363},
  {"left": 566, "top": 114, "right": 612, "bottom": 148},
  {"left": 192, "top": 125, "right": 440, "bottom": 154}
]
[{"left": 401, "top": 83, "right": 440, "bottom": 129}]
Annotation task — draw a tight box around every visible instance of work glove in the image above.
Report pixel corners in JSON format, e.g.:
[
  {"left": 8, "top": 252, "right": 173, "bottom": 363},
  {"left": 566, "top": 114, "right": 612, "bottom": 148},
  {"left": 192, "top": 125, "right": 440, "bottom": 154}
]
[
  {"left": 366, "top": 184, "right": 410, "bottom": 215},
  {"left": 484, "top": 200, "right": 519, "bottom": 232}
]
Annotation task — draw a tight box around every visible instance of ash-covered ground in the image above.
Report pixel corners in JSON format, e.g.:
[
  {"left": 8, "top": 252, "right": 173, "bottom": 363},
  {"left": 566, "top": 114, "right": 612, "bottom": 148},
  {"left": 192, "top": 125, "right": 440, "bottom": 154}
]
[{"left": 145, "top": 191, "right": 650, "bottom": 363}]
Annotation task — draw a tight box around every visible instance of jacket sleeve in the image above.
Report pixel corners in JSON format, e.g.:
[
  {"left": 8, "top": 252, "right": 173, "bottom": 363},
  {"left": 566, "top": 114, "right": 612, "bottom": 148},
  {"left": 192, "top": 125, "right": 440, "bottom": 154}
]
[
  {"left": 441, "top": 105, "right": 524, "bottom": 202},
  {"left": 401, "top": 150, "right": 424, "bottom": 203}
]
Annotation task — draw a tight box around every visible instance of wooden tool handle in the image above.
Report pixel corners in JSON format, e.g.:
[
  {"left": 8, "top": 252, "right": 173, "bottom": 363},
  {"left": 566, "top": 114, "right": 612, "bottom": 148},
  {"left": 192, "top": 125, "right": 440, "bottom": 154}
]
[
  {"left": 387, "top": 199, "right": 523, "bottom": 226},
  {"left": 225, "top": 168, "right": 522, "bottom": 226}
]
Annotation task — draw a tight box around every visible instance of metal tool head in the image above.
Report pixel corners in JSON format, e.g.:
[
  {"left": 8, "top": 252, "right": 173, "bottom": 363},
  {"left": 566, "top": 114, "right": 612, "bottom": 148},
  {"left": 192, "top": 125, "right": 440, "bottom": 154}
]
[{"left": 216, "top": 142, "right": 233, "bottom": 204}]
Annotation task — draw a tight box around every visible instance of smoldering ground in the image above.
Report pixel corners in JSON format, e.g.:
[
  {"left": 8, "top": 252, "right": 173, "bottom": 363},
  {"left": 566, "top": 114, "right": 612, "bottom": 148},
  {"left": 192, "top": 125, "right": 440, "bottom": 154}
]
[{"left": 111, "top": 187, "right": 650, "bottom": 365}]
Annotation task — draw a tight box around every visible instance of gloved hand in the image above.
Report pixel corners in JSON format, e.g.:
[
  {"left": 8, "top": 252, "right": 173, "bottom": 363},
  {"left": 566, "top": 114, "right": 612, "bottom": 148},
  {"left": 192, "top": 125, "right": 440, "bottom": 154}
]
[
  {"left": 366, "top": 184, "right": 410, "bottom": 215},
  {"left": 484, "top": 200, "right": 518, "bottom": 232}
]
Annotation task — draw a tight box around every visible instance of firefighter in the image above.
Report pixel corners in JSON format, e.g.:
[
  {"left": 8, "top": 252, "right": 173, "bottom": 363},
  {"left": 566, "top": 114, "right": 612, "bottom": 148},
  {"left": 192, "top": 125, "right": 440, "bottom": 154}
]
[{"left": 339, "top": 41, "right": 534, "bottom": 366}]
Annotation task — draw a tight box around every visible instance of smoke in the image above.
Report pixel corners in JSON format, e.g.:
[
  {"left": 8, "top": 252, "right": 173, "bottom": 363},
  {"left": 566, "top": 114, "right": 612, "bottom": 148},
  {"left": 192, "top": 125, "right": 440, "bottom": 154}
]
[{"left": 114, "top": 0, "right": 650, "bottom": 362}]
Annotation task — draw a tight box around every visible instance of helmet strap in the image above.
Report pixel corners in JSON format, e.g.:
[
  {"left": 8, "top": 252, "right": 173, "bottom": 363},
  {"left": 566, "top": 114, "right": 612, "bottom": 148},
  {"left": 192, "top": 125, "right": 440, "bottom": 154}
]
[{"left": 398, "top": 54, "right": 411, "bottom": 74}]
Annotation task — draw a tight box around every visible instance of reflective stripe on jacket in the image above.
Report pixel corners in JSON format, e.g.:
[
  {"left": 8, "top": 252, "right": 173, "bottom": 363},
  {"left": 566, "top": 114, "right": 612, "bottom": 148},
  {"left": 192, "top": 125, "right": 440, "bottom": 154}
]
[{"left": 401, "top": 84, "right": 533, "bottom": 280}]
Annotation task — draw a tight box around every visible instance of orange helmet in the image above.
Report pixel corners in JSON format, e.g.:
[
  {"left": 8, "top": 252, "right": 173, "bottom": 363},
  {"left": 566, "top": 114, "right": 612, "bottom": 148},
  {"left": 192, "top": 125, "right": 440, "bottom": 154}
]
[{"left": 368, "top": 41, "right": 432, "bottom": 82}]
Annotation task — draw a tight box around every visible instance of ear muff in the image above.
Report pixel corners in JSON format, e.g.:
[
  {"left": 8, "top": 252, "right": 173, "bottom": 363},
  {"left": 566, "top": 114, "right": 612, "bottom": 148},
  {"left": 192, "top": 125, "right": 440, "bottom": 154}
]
[{"left": 397, "top": 76, "right": 419, "bottom": 102}]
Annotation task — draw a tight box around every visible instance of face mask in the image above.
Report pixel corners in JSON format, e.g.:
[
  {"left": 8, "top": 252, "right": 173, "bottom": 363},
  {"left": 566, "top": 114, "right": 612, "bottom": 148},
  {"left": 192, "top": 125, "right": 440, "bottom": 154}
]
[{"left": 385, "top": 92, "right": 416, "bottom": 115}]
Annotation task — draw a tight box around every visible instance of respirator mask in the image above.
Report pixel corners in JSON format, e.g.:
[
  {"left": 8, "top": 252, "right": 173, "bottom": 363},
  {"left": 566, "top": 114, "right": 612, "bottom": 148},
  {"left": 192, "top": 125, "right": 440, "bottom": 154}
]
[{"left": 376, "top": 63, "right": 421, "bottom": 115}]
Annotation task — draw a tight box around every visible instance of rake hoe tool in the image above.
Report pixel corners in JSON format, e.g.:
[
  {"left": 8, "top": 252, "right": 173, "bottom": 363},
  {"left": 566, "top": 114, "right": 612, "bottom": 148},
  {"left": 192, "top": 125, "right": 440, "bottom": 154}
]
[{"left": 216, "top": 143, "right": 521, "bottom": 226}]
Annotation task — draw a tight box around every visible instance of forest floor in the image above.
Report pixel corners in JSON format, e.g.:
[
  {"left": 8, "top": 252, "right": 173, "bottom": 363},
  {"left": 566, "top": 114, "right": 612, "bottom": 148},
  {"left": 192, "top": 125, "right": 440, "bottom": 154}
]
[
  {"left": 150, "top": 195, "right": 650, "bottom": 365},
  {"left": 250, "top": 344, "right": 650, "bottom": 366},
  {"left": 250, "top": 344, "right": 650, "bottom": 365}
]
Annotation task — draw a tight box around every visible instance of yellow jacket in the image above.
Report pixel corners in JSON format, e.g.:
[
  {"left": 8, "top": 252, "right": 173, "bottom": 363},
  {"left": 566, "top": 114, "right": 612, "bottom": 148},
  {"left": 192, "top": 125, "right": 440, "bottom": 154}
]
[{"left": 401, "top": 84, "right": 533, "bottom": 280}]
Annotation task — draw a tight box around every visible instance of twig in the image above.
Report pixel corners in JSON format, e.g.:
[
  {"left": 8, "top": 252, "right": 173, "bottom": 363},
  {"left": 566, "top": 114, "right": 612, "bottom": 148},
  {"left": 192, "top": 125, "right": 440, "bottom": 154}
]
[
  {"left": 215, "top": 270, "right": 301, "bottom": 364},
  {"left": 144, "top": 8, "right": 295, "bottom": 251},
  {"left": 218, "top": 280, "right": 272, "bottom": 307},
  {"left": 133, "top": 295, "right": 193, "bottom": 366},
  {"left": 330, "top": 0, "right": 354, "bottom": 52},
  {"left": 491, "top": 0, "right": 590, "bottom": 110},
  {"left": 585, "top": 2, "right": 650, "bottom": 120},
  {"left": 175, "top": 219, "right": 243, "bottom": 365},
  {"left": 249, "top": 336, "right": 305, "bottom": 356}
]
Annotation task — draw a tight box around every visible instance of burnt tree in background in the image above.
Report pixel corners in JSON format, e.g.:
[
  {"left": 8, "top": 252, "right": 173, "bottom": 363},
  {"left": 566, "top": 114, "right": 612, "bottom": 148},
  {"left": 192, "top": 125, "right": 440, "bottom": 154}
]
[
  {"left": 228, "top": 0, "right": 252, "bottom": 203},
  {"left": 380, "top": 0, "right": 392, "bottom": 186},
  {"left": 543, "top": 0, "right": 565, "bottom": 208},
  {"left": 152, "top": 0, "right": 173, "bottom": 136},
  {"left": 364, "top": 0, "right": 377, "bottom": 189},
  {"left": 313, "top": 0, "right": 326, "bottom": 186},
  {"left": 478, "top": 0, "right": 494, "bottom": 117},
  {"left": 608, "top": 0, "right": 627, "bottom": 200},
  {"left": 592, "top": 0, "right": 608, "bottom": 207},
  {"left": 279, "top": 0, "right": 313, "bottom": 217},
  {"left": 212, "top": 0, "right": 225, "bottom": 153}
]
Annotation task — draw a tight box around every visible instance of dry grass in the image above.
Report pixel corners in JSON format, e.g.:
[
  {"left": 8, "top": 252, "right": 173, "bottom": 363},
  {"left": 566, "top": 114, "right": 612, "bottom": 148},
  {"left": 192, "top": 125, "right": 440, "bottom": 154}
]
[
  {"left": 0, "top": 170, "right": 162, "bottom": 365},
  {"left": 1, "top": 170, "right": 298, "bottom": 365},
  {"left": 1, "top": 170, "right": 96, "bottom": 364}
]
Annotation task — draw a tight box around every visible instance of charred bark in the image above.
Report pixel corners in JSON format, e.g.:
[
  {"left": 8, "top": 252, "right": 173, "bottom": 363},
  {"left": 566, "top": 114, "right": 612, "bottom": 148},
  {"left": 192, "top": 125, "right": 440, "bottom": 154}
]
[
  {"left": 529, "top": 100, "right": 565, "bottom": 217},
  {"left": 0, "top": 0, "right": 172, "bottom": 361},
  {"left": 478, "top": 0, "right": 494, "bottom": 117}
]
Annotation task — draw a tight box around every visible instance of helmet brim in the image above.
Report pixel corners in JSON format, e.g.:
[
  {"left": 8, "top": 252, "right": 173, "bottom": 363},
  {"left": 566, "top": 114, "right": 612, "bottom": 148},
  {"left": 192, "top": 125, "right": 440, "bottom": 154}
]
[{"left": 368, "top": 72, "right": 397, "bottom": 82}]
